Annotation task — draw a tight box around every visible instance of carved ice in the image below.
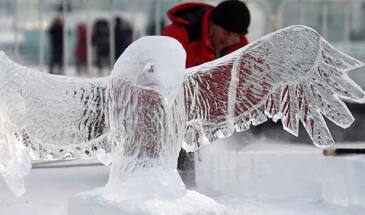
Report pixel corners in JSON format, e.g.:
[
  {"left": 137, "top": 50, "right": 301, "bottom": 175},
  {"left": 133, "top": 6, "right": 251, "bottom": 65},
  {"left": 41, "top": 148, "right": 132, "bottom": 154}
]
[{"left": 0, "top": 26, "right": 363, "bottom": 212}]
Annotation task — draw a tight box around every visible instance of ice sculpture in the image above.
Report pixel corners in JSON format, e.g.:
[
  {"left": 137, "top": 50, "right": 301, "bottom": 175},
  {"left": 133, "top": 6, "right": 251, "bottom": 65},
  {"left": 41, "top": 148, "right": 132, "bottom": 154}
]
[{"left": 0, "top": 25, "right": 364, "bottom": 213}]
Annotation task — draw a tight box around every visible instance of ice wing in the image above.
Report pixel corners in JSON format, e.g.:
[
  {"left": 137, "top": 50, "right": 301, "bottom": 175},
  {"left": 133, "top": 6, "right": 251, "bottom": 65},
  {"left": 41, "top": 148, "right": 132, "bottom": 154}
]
[
  {"left": 183, "top": 25, "right": 365, "bottom": 151},
  {"left": 0, "top": 52, "right": 110, "bottom": 195},
  {"left": 0, "top": 52, "right": 110, "bottom": 157}
]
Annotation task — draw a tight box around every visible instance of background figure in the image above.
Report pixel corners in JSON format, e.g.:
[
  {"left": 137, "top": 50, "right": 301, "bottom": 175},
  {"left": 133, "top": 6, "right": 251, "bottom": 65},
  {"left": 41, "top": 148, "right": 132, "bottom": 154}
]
[
  {"left": 92, "top": 19, "right": 110, "bottom": 73},
  {"left": 146, "top": 19, "right": 166, "bottom": 36},
  {"left": 74, "top": 23, "right": 87, "bottom": 75},
  {"left": 48, "top": 17, "right": 64, "bottom": 75},
  {"left": 162, "top": 0, "right": 251, "bottom": 188},
  {"left": 114, "top": 17, "right": 133, "bottom": 61}
]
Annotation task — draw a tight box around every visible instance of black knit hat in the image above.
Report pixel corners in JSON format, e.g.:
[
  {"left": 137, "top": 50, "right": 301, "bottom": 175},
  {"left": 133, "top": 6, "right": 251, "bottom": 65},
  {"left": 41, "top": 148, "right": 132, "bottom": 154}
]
[{"left": 211, "top": 0, "right": 251, "bottom": 34}]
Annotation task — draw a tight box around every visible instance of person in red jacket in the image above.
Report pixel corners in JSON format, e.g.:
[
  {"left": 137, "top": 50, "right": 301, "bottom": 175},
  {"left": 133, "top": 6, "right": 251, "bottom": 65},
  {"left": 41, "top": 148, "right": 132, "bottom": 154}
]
[
  {"left": 75, "top": 23, "right": 87, "bottom": 75},
  {"left": 162, "top": 0, "right": 250, "bottom": 68},
  {"left": 162, "top": 0, "right": 251, "bottom": 188}
]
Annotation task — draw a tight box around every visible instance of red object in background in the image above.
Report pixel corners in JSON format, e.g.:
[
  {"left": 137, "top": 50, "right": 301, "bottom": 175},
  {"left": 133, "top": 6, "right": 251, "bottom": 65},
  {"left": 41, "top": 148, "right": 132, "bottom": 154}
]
[
  {"left": 75, "top": 24, "right": 87, "bottom": 61},
  {"left": 162, "top": 2, "right": 249, "bottom": 68}
]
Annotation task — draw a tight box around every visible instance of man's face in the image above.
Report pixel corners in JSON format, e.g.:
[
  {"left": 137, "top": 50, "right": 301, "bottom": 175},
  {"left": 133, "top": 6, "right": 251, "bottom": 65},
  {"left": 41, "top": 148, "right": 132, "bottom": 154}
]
[{"left": 210, "top": 23, "right": 241, "bottom": 51}]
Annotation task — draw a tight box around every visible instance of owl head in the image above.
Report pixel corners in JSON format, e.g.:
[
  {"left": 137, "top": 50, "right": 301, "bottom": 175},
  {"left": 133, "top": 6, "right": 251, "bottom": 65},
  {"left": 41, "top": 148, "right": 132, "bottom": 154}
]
[{"left": 111, "top": 36, "right": 186, "bottom": 102}]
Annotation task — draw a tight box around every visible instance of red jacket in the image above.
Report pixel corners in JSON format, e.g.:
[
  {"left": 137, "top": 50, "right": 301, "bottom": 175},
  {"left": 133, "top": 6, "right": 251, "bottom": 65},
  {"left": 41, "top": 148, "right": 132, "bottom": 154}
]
[
  {"left": 75, "top": 24, "right": 87, "bottom": 60},
  {"left": 162, "top": 2, "right": 249, "bottom": 68}
]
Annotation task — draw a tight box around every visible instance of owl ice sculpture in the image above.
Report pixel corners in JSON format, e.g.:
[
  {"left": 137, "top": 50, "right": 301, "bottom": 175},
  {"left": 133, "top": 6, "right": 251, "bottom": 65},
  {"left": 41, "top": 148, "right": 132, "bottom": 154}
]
[{"left": 0, "top": 25, "right": 364, "bottom": 202}]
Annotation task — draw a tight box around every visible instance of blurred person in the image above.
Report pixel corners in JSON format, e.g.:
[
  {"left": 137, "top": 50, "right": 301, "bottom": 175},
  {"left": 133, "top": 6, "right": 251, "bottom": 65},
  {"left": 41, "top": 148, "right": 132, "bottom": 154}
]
[
  {"left": 74, "top": 23, "right": 87, "bottom": 75},
  {"left": 114, "top": 17, "right": 133, "bottom": 60},
  {"left": 92, "top": 19, "right": 110, "bottom": 74},
  {"left": 162, "top": 0, "right": 251, "bottom": 188},
  {"left": 146, "top": 19, "right": 166, "bottom": 36},
  {"left": 48, "top": 17, "right": 64, "bottom": 75},
  {"left": 162, "top": 0, "right": 250, "bottom": 67}
]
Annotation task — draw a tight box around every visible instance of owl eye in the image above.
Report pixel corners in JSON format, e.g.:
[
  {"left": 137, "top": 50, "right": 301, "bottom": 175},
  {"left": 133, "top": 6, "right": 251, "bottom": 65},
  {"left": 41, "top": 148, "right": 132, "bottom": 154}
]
[
  {"left": 143, "top": 63, "right": 155, "bottom": 73},
  {"left": 147, "top": 65, "right": 155, "bottom": 73}
]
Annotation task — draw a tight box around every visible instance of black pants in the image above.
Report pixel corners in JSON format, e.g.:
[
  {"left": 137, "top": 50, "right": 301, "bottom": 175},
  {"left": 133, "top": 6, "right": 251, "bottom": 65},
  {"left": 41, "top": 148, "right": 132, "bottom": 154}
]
[
  {"left": 49, "top": 51, "right": 63, "bottom": 75},
  {"left": 177, "top": 148, "right": 196, "bottom": 189}
]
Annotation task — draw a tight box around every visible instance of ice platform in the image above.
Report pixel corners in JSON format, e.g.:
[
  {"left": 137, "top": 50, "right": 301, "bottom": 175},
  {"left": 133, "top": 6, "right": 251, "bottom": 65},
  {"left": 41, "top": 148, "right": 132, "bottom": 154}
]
[
  {"left": 1, "top": 137, "right": 365, "bottom": 215},
  {"left": 196, "top": 136, "right": 365, "bottom": 213},
  {"left": 68, "top": 188, "right": 226, "bottom": 215}
]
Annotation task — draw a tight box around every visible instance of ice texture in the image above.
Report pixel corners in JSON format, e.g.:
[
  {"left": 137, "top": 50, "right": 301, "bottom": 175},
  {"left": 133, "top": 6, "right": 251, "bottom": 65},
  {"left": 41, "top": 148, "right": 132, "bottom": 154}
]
[
  {"left": 68, "top": 188, "right": 226, "bottom": 215},
  {"left": 0, "top": 25, "right": 363, "bottom": 199},
  {"left": 184, "top": 25, "right": 364, "bottom": 151}
]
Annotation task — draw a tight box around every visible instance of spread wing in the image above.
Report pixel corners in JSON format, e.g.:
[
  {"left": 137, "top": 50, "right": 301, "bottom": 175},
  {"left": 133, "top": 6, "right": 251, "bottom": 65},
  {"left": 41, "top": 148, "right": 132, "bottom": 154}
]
[
  {"left": 183, "top": 25, "right": 365, "bottom": 152},
  {"left": 0, "top": 52, "right": 110, "bottom": 195}
]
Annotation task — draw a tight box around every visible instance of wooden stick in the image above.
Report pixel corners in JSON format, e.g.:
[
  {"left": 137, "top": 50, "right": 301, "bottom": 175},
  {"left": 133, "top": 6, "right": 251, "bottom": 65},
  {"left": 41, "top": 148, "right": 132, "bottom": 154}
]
[{"left": 323, "top": 148, "right": 365, "bottom": 156}]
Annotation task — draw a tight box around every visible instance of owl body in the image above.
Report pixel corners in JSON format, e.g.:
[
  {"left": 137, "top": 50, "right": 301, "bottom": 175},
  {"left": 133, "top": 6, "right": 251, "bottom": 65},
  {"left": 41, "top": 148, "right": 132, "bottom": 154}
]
[{"left": 103, "top": 80, "right": 187, "bottom": 199}]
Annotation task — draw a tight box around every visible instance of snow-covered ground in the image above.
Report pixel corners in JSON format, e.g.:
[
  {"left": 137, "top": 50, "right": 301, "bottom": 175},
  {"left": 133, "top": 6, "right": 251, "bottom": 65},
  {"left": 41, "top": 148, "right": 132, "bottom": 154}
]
[{"left": 1, "top": 134, "right": 365, "bottom": 215}]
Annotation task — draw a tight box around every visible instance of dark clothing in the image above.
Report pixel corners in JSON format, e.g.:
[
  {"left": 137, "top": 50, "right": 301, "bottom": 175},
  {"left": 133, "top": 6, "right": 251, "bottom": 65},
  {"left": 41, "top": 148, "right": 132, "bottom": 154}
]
[
  {"left": 92, "top": 20, "right": 110, "bottom": 72},
  {"left": 75, "top": 24, "right": 87, "bottom": 74},
  {"left": 114, "top": 20, "right": 133, "bottom": 60},
  {"left": 211, "top": 0, "right": 251, "bottom": 34},
  {"left": 177, "top": 149, "right": 196, "bottom": 188},
  {"left": 48, "top": 20, "right": 64, "bottom": 75},
  {"left": 162, "top": 2, "right": 249, "bottom": 68}
]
